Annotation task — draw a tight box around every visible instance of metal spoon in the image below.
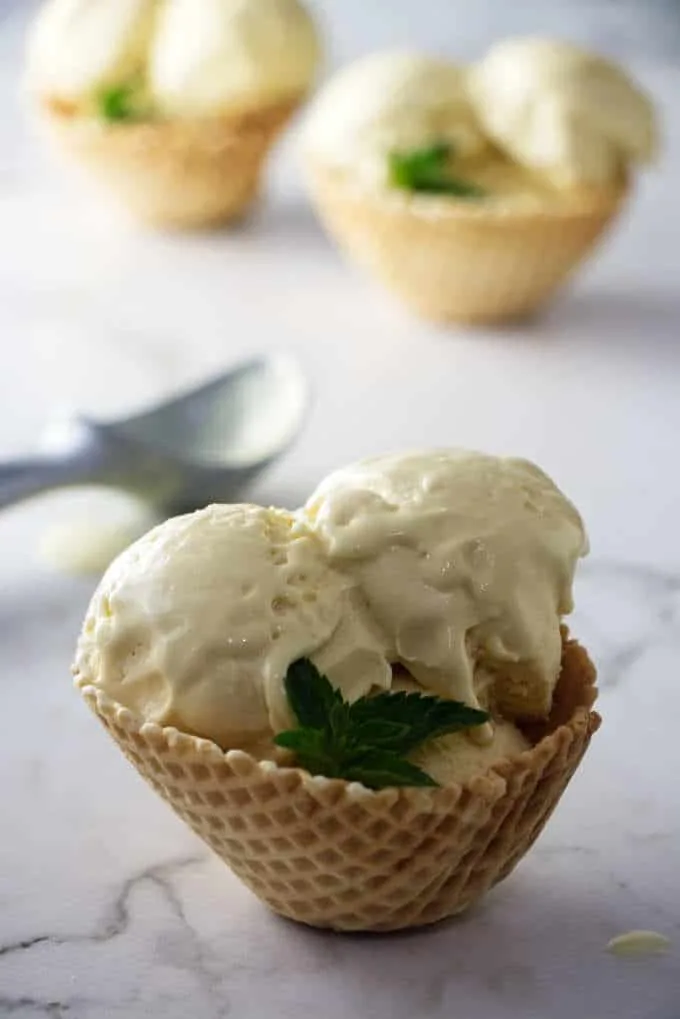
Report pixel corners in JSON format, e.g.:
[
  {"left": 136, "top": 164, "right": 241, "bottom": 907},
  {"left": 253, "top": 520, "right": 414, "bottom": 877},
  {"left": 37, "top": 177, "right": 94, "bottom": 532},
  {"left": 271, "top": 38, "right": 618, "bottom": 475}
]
[{"left": 0, "top": 355, "right": 308, "bottom": 514}]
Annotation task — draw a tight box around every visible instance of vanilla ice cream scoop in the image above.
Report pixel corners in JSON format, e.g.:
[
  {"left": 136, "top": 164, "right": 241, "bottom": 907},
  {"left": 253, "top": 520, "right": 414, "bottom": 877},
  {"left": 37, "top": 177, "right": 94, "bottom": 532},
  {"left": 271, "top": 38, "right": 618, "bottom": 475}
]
[
  {"left": 304, "top": 450, "right": 587, "bottom": 718},
  {"left": 75, "top": 504, "right": 390, "bottom": 750},
  {"left": 149, "top": 0, "right": 320, "bottom": 117},
  {"left": 302, "top": 51, "right": 487, "bottom": 186},
  {"left": 389, "top": 671, "right": 530, "bottom": 783},
  {"left": 469, "top": 37, "right": 658, "bottom": 186},
  {"left": 25, "top": 0, "right": 157, "bottom": 105},
  {"left": 412, "top": 719, "right": 530, "bottom": 784},
  {"left": 25, "top": 0, "right": 320, "bottom": 117}
]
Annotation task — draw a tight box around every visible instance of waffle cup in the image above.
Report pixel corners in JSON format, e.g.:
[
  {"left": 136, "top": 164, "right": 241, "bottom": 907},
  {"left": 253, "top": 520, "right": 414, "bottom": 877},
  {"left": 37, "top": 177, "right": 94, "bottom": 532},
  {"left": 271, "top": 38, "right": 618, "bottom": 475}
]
[
  {"left": 75, "top": 633, "right": 599, "bottom": 932},
  {"left": 306, "top": 161, "right": 628, "bottom": 324},
  {"left": 38, "top": 97, "right": 301, "bottom": 229}
]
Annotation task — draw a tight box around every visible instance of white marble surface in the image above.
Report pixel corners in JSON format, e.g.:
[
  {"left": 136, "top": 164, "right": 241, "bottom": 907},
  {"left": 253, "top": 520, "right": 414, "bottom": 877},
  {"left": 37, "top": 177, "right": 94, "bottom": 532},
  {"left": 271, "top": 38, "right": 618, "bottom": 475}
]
[{"left": 1, "top": 5, "right": 680, "bottom": 1018}]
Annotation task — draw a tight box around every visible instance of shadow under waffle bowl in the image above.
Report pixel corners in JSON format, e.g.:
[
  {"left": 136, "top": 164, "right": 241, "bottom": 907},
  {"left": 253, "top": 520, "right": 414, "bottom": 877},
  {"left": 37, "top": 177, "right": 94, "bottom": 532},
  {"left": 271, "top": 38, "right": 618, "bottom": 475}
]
[
  {"left": 307, "top": 163, "right": 628, "bottom": 324},
  {"left": 40, "top": 98, "right": 301, "bottom": 229},
  {"left": 76, "top": 635, "right": 600, "bottom": 932}
]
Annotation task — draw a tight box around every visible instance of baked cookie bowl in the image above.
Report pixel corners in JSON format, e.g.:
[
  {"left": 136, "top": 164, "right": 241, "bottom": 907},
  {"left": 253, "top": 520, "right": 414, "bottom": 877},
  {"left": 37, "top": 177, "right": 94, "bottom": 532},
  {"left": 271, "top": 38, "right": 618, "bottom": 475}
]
[
  {"left": 75, "top": 633, "right": 599, "bottom": 932},
  {"left": 305, "top": 158, "right": 628, "bottom": 323},
  {"left": 37, "top": 95, "right": 304, "bottom": 229}
]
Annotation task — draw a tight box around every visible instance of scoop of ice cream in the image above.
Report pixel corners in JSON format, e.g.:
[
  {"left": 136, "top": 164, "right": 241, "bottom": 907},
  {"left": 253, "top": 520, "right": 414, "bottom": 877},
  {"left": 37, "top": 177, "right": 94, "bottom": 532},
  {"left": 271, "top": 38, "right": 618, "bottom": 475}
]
[
  {"left": 75, "top": 504, "right": 390, "bottom": 750},
  {"left": 24, "top": 0, "right": 157, "bottom": 105},
  {"left": 149, "top": 0, "right": 320, "bottom": 117},
  {"left": 469, "top": 37, "right": 658, "bottom": 186},
  {"left": 390, "top": 670, "right": 530, "bottom": 783},
  {"left": 25, "top": 0, "right": 320, "bottom": 117},
  {"left": 303, "top": 450, "right": 587, "bottom": 718},
  {"left": 302, "top": 51, "right": 487, "bottom": 186},
  {"left": 411, "top": 720, "right": 529, "bottom": 784}
]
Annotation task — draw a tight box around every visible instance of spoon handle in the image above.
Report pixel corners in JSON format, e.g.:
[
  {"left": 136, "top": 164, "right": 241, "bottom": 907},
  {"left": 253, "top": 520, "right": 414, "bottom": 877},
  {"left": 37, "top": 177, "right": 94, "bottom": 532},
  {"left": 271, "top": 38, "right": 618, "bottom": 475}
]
[{"left": 0, "top": 455, "right": 97, "bottom": 510}]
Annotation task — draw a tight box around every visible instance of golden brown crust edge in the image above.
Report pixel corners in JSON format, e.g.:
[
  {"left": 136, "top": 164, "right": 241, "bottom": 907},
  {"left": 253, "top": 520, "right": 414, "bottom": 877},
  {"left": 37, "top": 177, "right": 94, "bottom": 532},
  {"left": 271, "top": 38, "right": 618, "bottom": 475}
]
[
  {"left": 75, "top": 633, "right": 599, "bottom": 932},
  {"left": 38, "top": 98, "right": 303, "bottom": 229},
  {"left": 304, "top": 161, "right": 629, "bottom": 323}
]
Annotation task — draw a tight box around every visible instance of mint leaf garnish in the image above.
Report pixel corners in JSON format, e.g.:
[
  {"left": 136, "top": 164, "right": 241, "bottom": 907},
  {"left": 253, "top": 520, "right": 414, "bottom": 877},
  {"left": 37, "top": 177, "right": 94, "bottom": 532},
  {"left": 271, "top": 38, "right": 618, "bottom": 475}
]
[
  {"left": 351, "top": 719, "right": 411, "bottom": 747},
  {"left": 284, "top": 657, "right": 344, "bottom": 728},
  {"left": 273, "top": 658, "right": 490, "bottom": 790},
  {"left": 350, "top": 690, "right": 490, "bottom": 754},
  {"left": 342, "top": 750, "right": 438, "bottom": 788},
  {"left": 273, "top": 728, "right": 341, "bottom": 777},
  {"left": 97, "top": 83, "right": 143, "bottom": 123},
  {"left": 388, "top": 142, "right": 485, "bottom": 199}
]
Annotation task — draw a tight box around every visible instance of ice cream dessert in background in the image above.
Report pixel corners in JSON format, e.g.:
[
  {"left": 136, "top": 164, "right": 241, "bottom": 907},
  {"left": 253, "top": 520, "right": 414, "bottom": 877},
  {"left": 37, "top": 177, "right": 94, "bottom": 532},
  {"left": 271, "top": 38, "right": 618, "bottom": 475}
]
[
  {"left": 25, "top": 0, "right": 321, "bottom": 228},
  {"left": 469, "top": 37, "right": 658, "bottom": 189},
  {"left": 74, "top": 449, "right": 599, "bottom": 931},
  {"left": 301, "top": 52, "right": 488, "bottom": 190},
  {"left": 302, "top": 41, "right": 658, "bottom": 324}
]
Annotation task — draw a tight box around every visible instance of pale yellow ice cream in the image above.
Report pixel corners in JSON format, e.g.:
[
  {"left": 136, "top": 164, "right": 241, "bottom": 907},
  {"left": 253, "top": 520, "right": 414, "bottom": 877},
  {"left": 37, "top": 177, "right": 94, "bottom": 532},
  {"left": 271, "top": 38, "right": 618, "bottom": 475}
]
[
  {"left": 469, "top": 37, "right": 658, "bottom": 187},
  {"left": 304, "top": 450, "right": 587, "bottom": 718},
  {"left": 25, "top": 0, "right": 157, "bottom": 105},
  {"left": 25, "top": 0, "right": 320, "bottom": 118},
  {"left": 75, "top": 451, "right": 587, "bottom": 783},
  {"left": 412, "top": 720, "right": 530, "bottom": 784},
  {"left": 149, "top": 0, "right": 320, "bottom": 118},
  {"left": 390, "top": 672, "right": 530, "bottom": 782},
  {"left": 75, "top": 504, "right": 390, "bottom": 750},
  {"left": 301, "top": 51, "right": 487, "bottom": 187}
]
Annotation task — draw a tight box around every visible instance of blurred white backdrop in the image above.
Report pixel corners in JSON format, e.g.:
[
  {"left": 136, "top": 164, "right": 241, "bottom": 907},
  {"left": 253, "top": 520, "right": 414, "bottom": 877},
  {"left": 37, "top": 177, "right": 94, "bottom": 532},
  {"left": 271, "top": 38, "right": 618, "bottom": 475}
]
[
  {"left": 312, "top": 0, "right": 680, "bottom": 65},
  {"left": 4, "top": 0, "right": 680, "bottom": 65}
]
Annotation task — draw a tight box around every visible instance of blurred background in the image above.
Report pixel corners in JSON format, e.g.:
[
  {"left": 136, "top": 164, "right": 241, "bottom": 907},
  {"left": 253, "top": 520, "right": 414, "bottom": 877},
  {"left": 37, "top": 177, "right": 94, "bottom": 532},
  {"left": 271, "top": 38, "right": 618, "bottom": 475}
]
[
  {"left": 310, "top": 0, "right": 680, "bottom": 62},
  {"left": 3, "top": 0, "right": 679, "bottom": 180},
  {"left": 5, "top": 0, "right": 680, "bottom": 63},
  {"left": 0, "top": 0, "right": 677, "bottom": 575}
]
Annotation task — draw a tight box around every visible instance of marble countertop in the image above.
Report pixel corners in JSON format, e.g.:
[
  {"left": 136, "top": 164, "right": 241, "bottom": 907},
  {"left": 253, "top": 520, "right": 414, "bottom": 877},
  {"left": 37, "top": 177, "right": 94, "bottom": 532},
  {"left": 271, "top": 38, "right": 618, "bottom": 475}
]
[{"left": 1, "top": 7, "right": 679, "bottom": 1018}]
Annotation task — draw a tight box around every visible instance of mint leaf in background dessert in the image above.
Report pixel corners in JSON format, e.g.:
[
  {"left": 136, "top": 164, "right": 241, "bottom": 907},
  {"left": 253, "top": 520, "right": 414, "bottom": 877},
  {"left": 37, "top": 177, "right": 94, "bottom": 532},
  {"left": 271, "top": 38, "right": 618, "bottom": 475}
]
[
  {"left": 274, "top": 658, "right": 490, "bottom": 790},
  {"left": 388, "top": 142, "right": 451, "bottom": 188},
  {"left": 388, "top": 142, "right": 486, "bottom": 198},
  {"left": 97, "top": 83, "right": 142, "bottom": 123}
]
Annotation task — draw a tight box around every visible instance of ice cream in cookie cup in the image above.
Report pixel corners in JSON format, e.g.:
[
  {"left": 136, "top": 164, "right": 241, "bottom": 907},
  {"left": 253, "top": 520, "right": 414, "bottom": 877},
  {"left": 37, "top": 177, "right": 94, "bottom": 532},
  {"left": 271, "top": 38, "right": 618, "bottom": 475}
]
[
  {"left": 25, "top": 0, "right": 321, "bottom": 228},
  {"left": 74, "top": 451, "right": 600, "bottom": 931},
  {"left": 301, "top": 44, "right": 658, "bottom": 323}
]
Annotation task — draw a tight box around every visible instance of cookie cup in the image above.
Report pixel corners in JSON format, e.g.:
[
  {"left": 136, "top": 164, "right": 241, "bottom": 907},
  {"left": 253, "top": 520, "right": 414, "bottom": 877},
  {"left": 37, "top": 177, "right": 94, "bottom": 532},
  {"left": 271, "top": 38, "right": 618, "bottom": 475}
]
[
  {"left": 39, "top": 97, "right": 302, "bottom": 229},
  {"left": 306, "top": 161, "right": 628, "bottom": 323},
  {"left": 75, "top": 634, "right": 599, "bottom": 931}
]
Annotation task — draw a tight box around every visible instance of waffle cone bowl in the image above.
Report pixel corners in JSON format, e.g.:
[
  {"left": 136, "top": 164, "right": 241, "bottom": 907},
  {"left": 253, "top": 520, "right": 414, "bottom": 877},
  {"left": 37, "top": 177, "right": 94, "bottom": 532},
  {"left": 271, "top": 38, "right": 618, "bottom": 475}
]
[
  {"left": 307, "top": 162, "right": 628, "bottom": 324},
  {"left": 40, "top": 98, "right": 301, "bottom": 229},
  {"left": 76, "top": 634, "right": 599, "bottom": 932}
]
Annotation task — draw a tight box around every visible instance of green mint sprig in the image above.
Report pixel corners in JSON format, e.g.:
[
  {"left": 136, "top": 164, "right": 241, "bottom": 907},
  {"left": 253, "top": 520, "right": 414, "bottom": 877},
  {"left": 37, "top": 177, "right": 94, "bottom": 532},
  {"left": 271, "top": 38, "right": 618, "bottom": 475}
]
[
  {"left": 274, "top": 658, "right": 490, "bottom": 790},
  {"left": 97, "top": 82, "right": 144, "bottom": 123},
  {"left": 388, "top": 142, "right": 486, "bottom": 199}
]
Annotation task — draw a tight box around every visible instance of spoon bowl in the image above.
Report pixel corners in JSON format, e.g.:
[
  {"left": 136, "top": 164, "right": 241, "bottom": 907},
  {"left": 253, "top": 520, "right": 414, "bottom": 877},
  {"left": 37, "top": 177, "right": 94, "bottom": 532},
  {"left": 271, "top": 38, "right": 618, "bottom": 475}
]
[
  {"left": 113, "top": 354, "right": 307, "bottom": 469},
  {"left": 0, "top": 355, "right": 308, "bottom": 514}
]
